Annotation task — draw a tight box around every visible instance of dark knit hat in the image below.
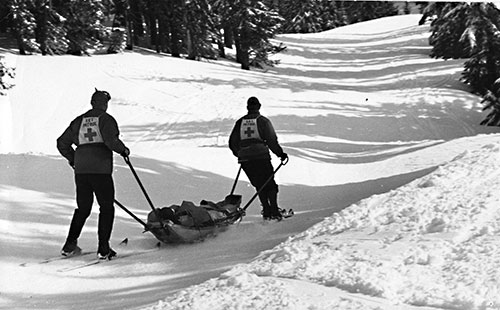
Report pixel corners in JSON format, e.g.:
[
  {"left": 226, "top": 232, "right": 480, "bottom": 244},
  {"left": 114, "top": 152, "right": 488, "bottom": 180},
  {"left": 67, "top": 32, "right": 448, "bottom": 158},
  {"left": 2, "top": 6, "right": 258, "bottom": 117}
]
[
  {"left": 91, "top": 88, "right": 111, "bottom": 106},
  {"left": 247, "top": 96, "right": 261, "bottom": 111}
]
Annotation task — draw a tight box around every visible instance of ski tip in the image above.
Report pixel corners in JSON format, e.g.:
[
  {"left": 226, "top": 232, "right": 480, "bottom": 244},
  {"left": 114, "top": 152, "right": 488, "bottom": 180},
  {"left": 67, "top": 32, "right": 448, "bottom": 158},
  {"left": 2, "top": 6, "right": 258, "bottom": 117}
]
[{"left": 119, "top": 238, "right": 129, "bottom": 246}]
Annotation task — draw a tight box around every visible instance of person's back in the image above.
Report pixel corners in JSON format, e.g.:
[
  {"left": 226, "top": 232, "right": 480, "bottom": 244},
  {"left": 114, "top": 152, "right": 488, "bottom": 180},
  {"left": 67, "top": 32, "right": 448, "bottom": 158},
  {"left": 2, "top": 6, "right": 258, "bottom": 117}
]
[
  {"left": 57, "top": 88, "right": 129, "bottom": 259},
  {"left": 229, "top": 97, "right": 288, "bottom": 220}
]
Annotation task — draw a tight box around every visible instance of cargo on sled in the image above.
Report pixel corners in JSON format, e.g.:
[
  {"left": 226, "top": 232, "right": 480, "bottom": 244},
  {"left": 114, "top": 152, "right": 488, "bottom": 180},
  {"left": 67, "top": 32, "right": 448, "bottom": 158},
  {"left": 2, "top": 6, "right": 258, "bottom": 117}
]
[
  {"left": 114, "top": 156, "right": 287, "bottom": 244},
  {"left": 145, "top": 194, "right": 244, "bottom": 243}
]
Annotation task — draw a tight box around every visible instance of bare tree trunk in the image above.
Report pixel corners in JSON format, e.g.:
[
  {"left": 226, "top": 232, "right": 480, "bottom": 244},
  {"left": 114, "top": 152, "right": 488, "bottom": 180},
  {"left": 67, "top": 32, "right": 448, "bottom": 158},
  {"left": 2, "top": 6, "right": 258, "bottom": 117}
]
[
  {"left": 158, "top": 16, "right": 168, "bottom": 53},
  {"left": 223, "top": 25, "right": 233, "bottom": 48},
  {"left": 148, "top": 15, "right": 157, "bottom": 50},
  {"left": 182, "top": 0, "right": 195, "bottom": 60},
  {"left": 235, "top": 26, "right": 249, "bottom": 70},
  {"left": 217, "top": 39, "right": 225, "bottom": 58},
  {"left": 125, "top": 2, "right": 133, "bottom": 50},
  {"left": 34, "top": 0, "right": 48, "bottom": 55}
]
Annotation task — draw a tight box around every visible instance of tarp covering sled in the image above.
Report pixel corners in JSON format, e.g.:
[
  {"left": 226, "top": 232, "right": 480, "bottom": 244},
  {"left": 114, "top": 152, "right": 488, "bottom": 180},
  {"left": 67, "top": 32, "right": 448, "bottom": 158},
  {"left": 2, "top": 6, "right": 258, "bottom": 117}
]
[
  {"left": 146, "top": 194, "right": 244, "bottom": 243},
  {"left": 115, "top": 156, "right": 287, "bottom": 244}
]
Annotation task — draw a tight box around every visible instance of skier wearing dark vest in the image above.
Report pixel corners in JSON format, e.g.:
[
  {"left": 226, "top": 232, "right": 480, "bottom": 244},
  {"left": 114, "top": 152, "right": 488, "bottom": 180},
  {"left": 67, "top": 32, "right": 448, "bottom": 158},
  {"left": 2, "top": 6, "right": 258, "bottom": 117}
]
[
  {"left": 57, "top": 88, "right": 129, "bottom": 259},
  {"left": 229, "top": 96, "right": 288, "bottom": 220}
]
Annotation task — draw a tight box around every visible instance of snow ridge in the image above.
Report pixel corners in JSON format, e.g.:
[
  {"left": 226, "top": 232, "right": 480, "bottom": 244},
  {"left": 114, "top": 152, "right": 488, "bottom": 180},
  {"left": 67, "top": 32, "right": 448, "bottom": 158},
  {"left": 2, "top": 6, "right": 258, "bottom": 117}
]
[{"left": 148, "top": 143, "right": 500, "bottom": 310}]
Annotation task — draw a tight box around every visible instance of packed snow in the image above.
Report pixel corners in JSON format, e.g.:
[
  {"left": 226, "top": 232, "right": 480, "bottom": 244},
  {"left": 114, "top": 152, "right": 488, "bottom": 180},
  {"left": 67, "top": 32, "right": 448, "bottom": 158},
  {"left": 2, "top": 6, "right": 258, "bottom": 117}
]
[{"left": 1, "top": 14, "right": 500, "bottom": 310}]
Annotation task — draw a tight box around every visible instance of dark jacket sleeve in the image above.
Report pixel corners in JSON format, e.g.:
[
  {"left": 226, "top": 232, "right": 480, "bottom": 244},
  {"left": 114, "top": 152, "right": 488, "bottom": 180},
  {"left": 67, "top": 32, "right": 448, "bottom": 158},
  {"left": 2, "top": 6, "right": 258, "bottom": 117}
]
[
  {"left": 100, "top": 113, "right": 127, "bottom": 154},
  {"left": 56, "top": 121, "right": 76, "bottom": 164},
  {"left": 260, "top": 117, "right": 284, "bottom": 158},
  {"left": 228, "top": 119, "right": 242, "bottom": 157}
]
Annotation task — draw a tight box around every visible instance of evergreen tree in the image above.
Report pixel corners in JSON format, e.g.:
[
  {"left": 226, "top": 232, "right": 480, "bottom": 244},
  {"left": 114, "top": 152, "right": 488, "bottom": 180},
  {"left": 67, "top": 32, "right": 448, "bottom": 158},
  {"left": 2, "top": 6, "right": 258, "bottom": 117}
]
[
  {"left": 276, "top": 1, "right": 396, "bottom": 34},
  {"left": 279, "top": 0, "right": 322, "bottom": 33},
  {"left": 0, "top": 56, "right": 15, "bottom": 95},
  {"left": 479, "top": 79, "right": 500, "bottom": 126},
  {"left": 185, "top": 0, "right": 219, "bottom": 60},
  {"left": 240, "top": 0, "right": 283, "bottom": 69},
  {"left": 460, "top": 3, "right": 500, "bottom": 95},
  {"left": 319, "top": 0, "right": 344, "bottom": 30},
  {"left": 427, "top": 2, "right": 500, "bottom": 126},
  {"left": 212, "top": 0, "right": 239, "bottom": 50},
  {"left": 8, "top": 0, "right": 38, "bottom": 55},
  {"left": 128, "top": 0, "right": 146, "bottom": 48},
  {"left": 165, "top": 0, "right": 185, "bottom": 57},
  {"left": 33, "top": 0, "right": 68, "bottom": 55},
  {"left": 343, "top": 1, "right": 398, "bottom": 24},
  {"left": 59, "top": 0, "right": 107, "bottom": 55},
  {"left": 334, "top": 1, "right": 349, "bottom": 28},
  {"left": 428, "top": 2, "right": 470, "bottom": 59},
  {"left": 0, "top": 1, "right": 11, "bottom": 32},
  {"left": 214, "top": 0, "right": 283, "bottom": 70}
]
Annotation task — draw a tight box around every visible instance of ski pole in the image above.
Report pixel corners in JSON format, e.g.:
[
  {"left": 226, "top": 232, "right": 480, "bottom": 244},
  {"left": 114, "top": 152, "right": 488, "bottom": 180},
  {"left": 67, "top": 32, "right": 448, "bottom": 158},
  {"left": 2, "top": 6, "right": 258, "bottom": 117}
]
[
  {"left": 230, "top": 166, "right": 242, "bottom": 195},
  {"left": 241, "top": 157, "right": 289, "bottom": 212},
  {"left": 122, "top": 156, "right": 168, "bottom": 234}
]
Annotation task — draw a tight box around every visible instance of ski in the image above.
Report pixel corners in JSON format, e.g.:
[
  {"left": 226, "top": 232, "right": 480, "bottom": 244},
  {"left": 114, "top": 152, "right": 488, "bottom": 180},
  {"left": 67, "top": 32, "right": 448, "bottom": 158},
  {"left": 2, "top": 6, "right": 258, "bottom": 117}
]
[
  {"left": 261, "top": 209, "right": 294, "bottom": 223},
  {"left": 57, "top": 246, "right": 161, "bottom": 273},
  {"left": 281, "top": 208, "right": 294, "bottom": 219},
  {"left": 58, "top": 260, "right": 101, "bottom": 272},
  {"left": 19, "top": 249, "right": 94, "bottom": 267}
]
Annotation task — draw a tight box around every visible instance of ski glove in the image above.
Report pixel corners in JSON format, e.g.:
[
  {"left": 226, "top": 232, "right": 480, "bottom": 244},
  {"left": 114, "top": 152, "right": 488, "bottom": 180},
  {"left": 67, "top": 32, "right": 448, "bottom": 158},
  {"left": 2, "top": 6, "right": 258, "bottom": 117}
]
[
  {"left": 280, "top": 153, "right": 288, "bottom": 161},
  {"left": 120, "top": 147, "right": 130, "bottom": 157}
]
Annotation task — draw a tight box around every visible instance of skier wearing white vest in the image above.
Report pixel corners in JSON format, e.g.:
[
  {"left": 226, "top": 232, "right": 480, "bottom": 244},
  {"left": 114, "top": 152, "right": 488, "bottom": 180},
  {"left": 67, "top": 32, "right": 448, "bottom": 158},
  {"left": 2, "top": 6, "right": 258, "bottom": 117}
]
[
  {"left": 57, "top": 88, "right": 129, "bottom": 259},
  {"left": 229, "top": 96, "right": 288, "bottom": 220}
]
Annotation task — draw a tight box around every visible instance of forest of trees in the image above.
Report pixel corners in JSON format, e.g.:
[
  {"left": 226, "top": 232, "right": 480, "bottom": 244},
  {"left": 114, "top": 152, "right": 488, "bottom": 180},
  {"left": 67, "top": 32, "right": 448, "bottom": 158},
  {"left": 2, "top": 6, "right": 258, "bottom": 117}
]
[
  {"left": 420, "top": 2, "right": 500, "bottom": 126},
  {"left": 2, "top": 1, "right": 499, "bottom": 126},
  {"left": 0, "top": 0, "right": 401, "bottom": 69}
]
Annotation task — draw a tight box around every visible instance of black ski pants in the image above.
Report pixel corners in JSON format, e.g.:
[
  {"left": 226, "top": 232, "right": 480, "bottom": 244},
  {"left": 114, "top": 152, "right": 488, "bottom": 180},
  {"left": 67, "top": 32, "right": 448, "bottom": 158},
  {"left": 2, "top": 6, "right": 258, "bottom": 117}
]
[
  {"left": 241, "top": 159, "right": 279, "bottom": 216},
  {"left": 67, "top": 174, "right": 115, "bottom": 247}
]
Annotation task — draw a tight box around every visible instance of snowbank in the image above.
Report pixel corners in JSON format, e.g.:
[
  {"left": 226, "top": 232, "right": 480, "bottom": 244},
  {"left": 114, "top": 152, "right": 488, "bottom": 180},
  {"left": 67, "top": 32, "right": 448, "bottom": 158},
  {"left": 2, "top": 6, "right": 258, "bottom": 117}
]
[{"left": 145, "top": 141, "right": 500, "bottom": 310}]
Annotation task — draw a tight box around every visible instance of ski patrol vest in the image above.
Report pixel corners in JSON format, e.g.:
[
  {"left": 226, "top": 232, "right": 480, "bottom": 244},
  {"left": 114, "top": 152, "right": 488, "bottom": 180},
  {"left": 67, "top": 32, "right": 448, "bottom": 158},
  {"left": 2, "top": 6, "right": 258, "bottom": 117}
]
[
  {"left": 78, "top": 116, "right": 104, "bottom": 145},
  {"left": 240, "top": 116, "right": 262, "bottom": 142}
]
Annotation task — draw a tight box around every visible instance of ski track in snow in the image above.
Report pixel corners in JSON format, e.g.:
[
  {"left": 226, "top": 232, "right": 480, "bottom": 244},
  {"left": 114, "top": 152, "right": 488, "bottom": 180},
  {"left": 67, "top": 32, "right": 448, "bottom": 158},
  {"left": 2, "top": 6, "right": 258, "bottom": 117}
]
[{"left": 1, "top": 14, "right": 500, "bottom": 310}]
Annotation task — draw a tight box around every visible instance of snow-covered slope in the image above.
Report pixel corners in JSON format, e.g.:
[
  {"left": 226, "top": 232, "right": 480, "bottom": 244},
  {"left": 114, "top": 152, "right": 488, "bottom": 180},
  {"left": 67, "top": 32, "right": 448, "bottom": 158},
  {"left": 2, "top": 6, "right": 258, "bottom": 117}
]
[
  {"left": 1, "top": 13, "right": 499, "bottom": 310},
  {"left": 149, "top": 142, "right": 500, "bottom": 309}
]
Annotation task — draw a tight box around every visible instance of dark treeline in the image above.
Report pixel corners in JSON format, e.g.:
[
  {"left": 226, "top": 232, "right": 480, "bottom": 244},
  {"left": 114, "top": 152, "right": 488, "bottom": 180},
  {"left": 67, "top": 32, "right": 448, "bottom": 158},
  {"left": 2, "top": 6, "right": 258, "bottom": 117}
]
[{"left": 0, "top": 0, "right": 402, "bottom": 69}]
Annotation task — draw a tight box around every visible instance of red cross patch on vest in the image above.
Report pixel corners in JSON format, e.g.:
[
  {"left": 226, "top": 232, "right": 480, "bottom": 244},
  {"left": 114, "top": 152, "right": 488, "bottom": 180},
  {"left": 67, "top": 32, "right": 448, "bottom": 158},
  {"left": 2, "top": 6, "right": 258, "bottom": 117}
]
[
  {"left": 240, "top": 117, "right": 262, "bottom": 141},
  {"left": 78, "top": 116, "right": 104, "bottom": 145}
]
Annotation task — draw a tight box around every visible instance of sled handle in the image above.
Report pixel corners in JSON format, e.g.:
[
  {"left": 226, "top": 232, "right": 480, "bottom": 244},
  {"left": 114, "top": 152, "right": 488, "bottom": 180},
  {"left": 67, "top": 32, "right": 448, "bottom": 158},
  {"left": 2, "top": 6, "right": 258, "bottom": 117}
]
[
  {"left": 230, "top": 166, "right": 242, "bottom": 195},
  {"left": 242, "top": 158, "right": 288, "bottom": 212},
  {"left": 123, "top": 156, "right": 169, "bottom": 235},
  {"left": 114, "top": 199, "right": 149, "bottom": 229},
  {"left": 124, "top": 156, "right": 156, "bottom": 211}
]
